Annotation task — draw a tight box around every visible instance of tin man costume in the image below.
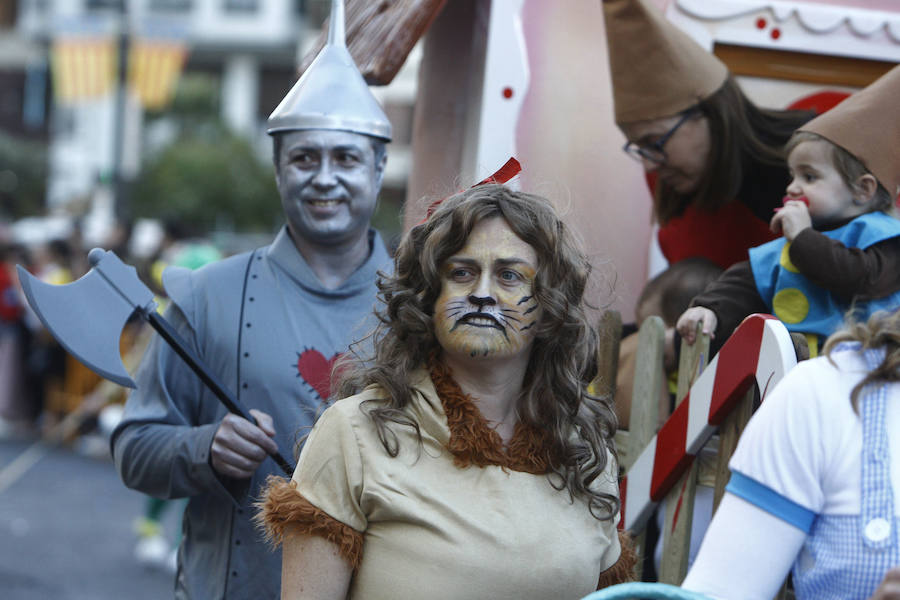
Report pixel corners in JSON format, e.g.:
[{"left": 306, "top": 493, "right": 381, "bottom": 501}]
[{"left": 110, "top": 1, "right": 393, "bottom": 597}]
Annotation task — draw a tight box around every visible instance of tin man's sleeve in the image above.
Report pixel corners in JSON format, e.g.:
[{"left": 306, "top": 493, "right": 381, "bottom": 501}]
[{"left": 111, "top": 289, "right": 231, "bottom": 501}]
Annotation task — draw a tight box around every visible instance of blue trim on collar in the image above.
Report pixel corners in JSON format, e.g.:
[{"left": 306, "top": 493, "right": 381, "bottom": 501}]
[{"left": 727, "top": 471, "right": 816, "bottom": 533}]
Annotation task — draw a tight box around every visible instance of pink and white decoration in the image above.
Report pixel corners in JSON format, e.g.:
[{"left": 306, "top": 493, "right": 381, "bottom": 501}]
[{"left": 666, "top": 0, "right": 900, "bottom": 62}]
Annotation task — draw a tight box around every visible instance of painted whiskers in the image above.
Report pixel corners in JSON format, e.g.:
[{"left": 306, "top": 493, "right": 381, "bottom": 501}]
[{"left": 443, "top": 294, "right": 539, "bottom": 357}]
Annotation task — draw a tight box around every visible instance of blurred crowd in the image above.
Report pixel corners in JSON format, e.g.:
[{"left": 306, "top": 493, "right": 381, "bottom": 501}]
[
  {"left": 0, "top": 218, "right": 220, "bottom": 442},
  {"left": 0, "top": 216, "right": 227, "bottom": 571}
]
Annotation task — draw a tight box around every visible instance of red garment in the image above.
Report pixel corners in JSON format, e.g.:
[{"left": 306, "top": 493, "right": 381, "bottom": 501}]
[
  {"left": 657, "top": 201, "right": 777, "bottom": 270},
  {"left": 0, "top": 264, "right": 22, "bottom": 323}
]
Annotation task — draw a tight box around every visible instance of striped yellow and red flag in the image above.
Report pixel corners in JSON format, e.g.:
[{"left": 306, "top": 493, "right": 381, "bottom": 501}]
[
  {"left": 51, "top": 36, "right": 117, "bottom": 103},
  {"left": 128, "top": 39, "right": 189, "bottom": 110}
]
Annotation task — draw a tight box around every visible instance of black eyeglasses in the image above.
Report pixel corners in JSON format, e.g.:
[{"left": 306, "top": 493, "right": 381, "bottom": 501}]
[{"left": 622, "top": 110, "right": 697, "bottom": 164}]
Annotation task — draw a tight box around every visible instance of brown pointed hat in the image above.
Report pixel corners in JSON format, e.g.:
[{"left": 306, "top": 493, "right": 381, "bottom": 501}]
[
  {"left": 602, "top": 0, "right": 728, "bottom": 125},
  {"left": 799, "top": 64, "right": 900, "bottom": 198},
  {"left": 266, "top": 0, "right": 391, "bottom": 141}
]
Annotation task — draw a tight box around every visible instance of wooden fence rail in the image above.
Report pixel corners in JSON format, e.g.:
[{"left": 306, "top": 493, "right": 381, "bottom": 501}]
[{"left": 602, "top": 313, "right": 797, "bottom": 588}]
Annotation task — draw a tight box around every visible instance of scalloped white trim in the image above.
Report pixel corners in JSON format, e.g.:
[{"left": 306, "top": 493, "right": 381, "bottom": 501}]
[
  {"left": 668, "top": 0, "right": 900, "bottom": 60},
  {"left": 677, "top": 0, "right": 900, "bottom": 36}
]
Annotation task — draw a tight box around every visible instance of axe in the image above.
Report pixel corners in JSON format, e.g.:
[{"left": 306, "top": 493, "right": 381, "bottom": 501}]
[{"left": 16, "top": 248, "right": 295, "bottom": 475}]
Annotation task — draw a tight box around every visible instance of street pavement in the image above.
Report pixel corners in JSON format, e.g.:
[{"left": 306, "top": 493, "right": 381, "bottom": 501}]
[{"left": 0, "top": 437, "right": 178, "bottom": 599}]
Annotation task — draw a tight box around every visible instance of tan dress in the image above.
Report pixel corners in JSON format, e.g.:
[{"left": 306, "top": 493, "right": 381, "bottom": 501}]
[{"left": 265, "top": 368, "right": 622, "bottom": 600}]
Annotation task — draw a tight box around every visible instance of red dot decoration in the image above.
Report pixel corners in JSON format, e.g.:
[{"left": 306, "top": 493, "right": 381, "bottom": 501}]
[
  {"left": 771, "top": 28, "right": 781, "bottom": 40},
  {"left": 756, "top": 17, "right": 767, "bottom": 29},
  {"left": 502, "top": 87, "right": 514, "bottom": 99}
]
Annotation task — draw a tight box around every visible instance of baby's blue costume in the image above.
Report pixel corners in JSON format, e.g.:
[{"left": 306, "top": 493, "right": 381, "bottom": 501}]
[{"left": 750, "top": 212, "right": 900, "bottom": 353}]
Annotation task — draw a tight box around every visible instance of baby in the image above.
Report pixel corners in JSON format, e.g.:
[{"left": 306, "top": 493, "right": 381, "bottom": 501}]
[{"left": 677, "top": 65, "right": 900, "bottom": 357}]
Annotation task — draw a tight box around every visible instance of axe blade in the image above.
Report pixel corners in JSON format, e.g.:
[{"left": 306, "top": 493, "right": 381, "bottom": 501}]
[{"left": 17, "top": 254, "right": 154, "bottom": 388}]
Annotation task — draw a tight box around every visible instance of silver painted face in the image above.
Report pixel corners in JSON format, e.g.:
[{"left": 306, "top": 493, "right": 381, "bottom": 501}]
[{"left": 275, "top": 129, "right": 384, "bottom": 246}]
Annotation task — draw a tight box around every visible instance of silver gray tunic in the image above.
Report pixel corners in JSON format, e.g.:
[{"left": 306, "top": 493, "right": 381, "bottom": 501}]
[{"left": 112, "top": 227, "right": 390, "bottom": 599}]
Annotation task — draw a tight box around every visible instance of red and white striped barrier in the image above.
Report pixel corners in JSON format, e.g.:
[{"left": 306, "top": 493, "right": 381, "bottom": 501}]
[{"left": 620, "top": 314, "right": 796, "bottom": 531}]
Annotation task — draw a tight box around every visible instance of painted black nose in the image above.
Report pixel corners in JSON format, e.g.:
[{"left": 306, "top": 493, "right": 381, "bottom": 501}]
[{"left": 468, "top": 295, "right": 496, "bottom": 308}]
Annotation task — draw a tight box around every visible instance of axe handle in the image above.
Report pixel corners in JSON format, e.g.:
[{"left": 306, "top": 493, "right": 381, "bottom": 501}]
[{"left": 145, "top": 312, "right": 296, "bottom": 476}]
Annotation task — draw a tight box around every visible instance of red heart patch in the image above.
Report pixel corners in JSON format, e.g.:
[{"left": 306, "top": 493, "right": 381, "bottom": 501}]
[{"left": 296, "top": 349, "right": 341, "bottom": 400}]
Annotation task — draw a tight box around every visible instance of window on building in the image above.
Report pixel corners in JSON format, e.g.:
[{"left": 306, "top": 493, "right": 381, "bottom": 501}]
[
  {"left": 149, "top": 0, "right": 192, "bottom": 11},
  {"left": 84, "top": 0, "right": 124, "bottom": 10},
  {"left": 223, "top": 0, "right": 258, "bottom": 13},
  {"left": 304, "top": 0, "right": 330, "bottom": 24}
]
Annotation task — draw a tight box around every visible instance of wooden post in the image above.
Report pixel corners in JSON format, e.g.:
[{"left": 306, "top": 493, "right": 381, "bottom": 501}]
[
  {"left": 594, "top": 310, "right": 622, "bottom": 399},
  {"left": 712, "top": 387, "right": 755, "bottom": 510},
  {"left": 625, "top": 317, "right": 664, "bottom": 470},
  {"left": 403, "top": 0, "right": 484, "bottom": 225},
  {"left": 658, "top": 325, "right": 709, "bottom": 584},
  {"left": 625, "top": 316, "right": 665, "bottom": 578}
]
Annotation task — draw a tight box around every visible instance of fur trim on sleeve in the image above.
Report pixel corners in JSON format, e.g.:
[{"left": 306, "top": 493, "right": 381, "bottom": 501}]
[
  {"left": 255, "top": 475, "right": 364, "bottom": 570},
  {"left": 596, "top": 530, "right": 638, "bottom": 588}
]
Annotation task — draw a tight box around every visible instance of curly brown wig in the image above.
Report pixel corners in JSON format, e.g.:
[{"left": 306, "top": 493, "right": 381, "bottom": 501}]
[{"left": 338, "top": 184, "right": 620, "bottom": 520}]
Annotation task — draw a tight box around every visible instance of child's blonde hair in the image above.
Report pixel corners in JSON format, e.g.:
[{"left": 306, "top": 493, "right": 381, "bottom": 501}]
[
  {"left": 824, "top": 309, "right": 900, "bottom": 410},
  {"left": 785, "top": 131, "right": 894, "bottom": 213}
]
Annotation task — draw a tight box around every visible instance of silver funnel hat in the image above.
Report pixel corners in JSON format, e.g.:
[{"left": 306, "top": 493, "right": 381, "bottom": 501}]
[{"left": 266, "top": 0, "right": 392, "bottom": 141}]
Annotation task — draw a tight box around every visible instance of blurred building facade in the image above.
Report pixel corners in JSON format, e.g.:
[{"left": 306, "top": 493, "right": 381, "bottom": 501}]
[{"left": 2, "top": 0, "right": 414, "bottom": 238}]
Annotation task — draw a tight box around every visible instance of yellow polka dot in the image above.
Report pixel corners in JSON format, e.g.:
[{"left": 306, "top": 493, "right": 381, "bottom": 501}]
[
  {"left": 773, "top": 288, "right": 810, "bottom": 324},
  {"left": 780, "top": 243, "right": 799, "bottom": 273}
]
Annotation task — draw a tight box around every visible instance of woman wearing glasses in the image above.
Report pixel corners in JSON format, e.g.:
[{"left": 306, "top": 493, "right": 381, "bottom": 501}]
[
  {"left": 603, "top": 0, "right": 811, "bottom": 270},
  {"left": 602, "top": 0, "right": 813, "bottom": 579}
]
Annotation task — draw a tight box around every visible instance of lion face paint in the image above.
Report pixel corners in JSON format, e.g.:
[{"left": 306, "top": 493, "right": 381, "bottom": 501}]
[{"left": 434, "top": 217, "right": 541, "bottom": 361}]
